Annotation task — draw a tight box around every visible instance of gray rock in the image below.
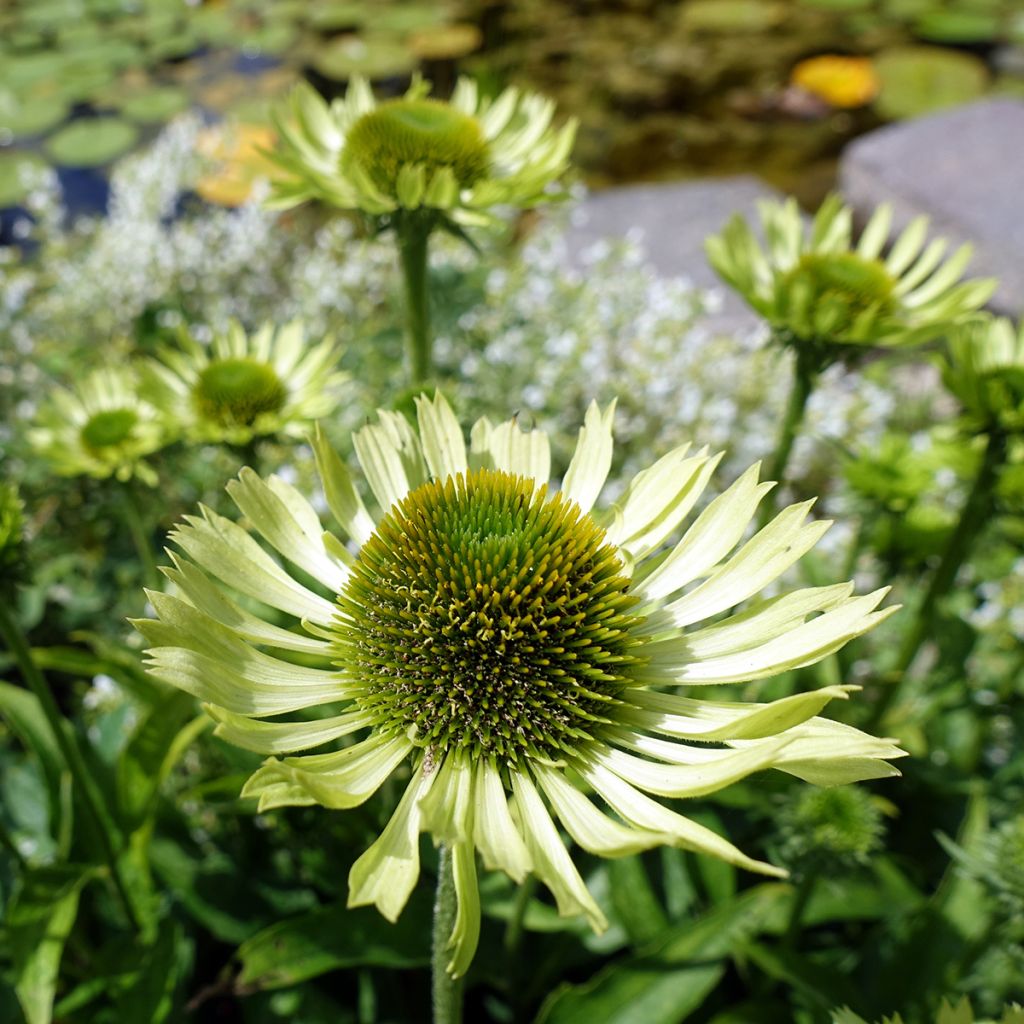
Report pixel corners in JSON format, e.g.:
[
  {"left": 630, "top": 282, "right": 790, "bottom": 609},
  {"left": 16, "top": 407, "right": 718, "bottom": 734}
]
[
  {"left": 562, "top": 176, "right": 790, "bottom": 336},
  {"left": 841, "top": 98, "right": 1024, "bottom": 315}
]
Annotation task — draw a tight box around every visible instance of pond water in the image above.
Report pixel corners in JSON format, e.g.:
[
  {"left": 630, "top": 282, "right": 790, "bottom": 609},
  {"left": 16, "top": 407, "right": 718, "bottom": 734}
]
[{"left": 1, "top": 0, "right": 1022, "bottom": 219}]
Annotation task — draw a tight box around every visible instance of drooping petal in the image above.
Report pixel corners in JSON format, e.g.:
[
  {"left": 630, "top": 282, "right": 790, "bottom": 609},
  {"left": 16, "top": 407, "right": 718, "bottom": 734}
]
[
  {"left": 622, "top": 684, "right": 857, "bottom": 742},
  {"left": 349, "top": 764, "right": 436, "bottom": 921},
  {"left": 162, "top": 554, "right": 330, "bottom": 656},
  {"left": 203, "top": 704, "right": 374, "bottom": 754},
  {"left": 227, "top": 469, "right": 349, "bottom": 592},
  {"left": 170, "top": 507, "right": 338, "bottom": 625},
  {"left": 253, "top": 734, "right": 412, "bottom": 809},
  {"left": 447, "top": 841, "right": 481, "bottom": 977},
  {"left": 533, "top": 763, "right": 669, "bottom": 857},
  {"left": 511, "top": 771, "right": 607, "bottom": 931},
  {"left": 577, "top": 758, "right": 787, "bottom": 877},
  {"left": 472, "top": 760, "right": 532, "bottom": 881}
]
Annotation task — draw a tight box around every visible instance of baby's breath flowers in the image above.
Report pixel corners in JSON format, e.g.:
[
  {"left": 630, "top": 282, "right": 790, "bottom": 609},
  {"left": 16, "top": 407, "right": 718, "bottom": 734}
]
[
  {"left": 145, "top": 320, "right": 346, "bottom": 449},
  {"left": 29, "top": 367, "right": 171, "bottom": 486},
  {"left": 706, "top": 196, "right": 995, "bottom": 496},
  {"left": 135, "top": 394, "right": 904, "bottom": 984},
  {"left": 267, "top": 77, "right": 576, "bottom": 384}
]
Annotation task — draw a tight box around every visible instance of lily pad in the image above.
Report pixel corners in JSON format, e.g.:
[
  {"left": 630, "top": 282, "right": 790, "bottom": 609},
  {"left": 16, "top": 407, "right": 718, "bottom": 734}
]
[
  {"left": 373, "top": 5, "right": 451, "bottom": 34},
  {"left": 874, "top": 46, "right": 989, "bottom": 119},
  {"left": 118, "top": 87, "right": 190, "bottom": 124},
  {"left": 45, "top": 117, "right": 139, "bottom": 167},
  {"left": 679, "top": 1, "right": 786, "bottom": 33},
  {"left": 913, "top": 10, "right": 1002, "bottom": 43},
  {"left": 311, "top": 36, "right": 417, "bottom": 81},
  {"left": 0, "top": 92, "right": 69, "bottom": 139},
  {"left": 307, "top": 2, "right": 368, "bottom": 31},
  {"left": 408, "top": 23, "right": 482, "bottom": 61},
  {"left": 0, "top": 152, "right": 47, "bottom": 207},
  {"left": 800, "top": 0, "right": 873, "bottom": 9}
]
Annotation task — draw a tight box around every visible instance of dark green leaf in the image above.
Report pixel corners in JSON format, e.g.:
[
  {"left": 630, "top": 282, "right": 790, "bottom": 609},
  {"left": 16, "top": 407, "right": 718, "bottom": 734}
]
[
  {"left": 236, "top": 888, "right": 433, "bottom": 991},
  {"left": 537, "top": 884, "right": 789, "bottom": 1024}
]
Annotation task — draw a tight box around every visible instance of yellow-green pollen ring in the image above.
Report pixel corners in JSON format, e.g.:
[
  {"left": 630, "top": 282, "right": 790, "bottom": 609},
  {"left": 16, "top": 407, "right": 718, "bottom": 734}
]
[
  {"left": 80, "top": 408, "right": 139, "bottom": 452},
  {"left": 194, "top": 357, "right": 287, "bottom": 428},
  {"left": 334, "top": 468, "right": 647, "bottom": 766},
  {"left": 343, "top": 98, "right": 490, "bottom": 197},
  {"left": 782, "top": 252, "right": 897, "bottom": 324}
]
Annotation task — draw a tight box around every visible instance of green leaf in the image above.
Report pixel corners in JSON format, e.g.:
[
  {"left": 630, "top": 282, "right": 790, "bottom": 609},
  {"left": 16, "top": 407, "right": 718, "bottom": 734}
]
[
  {"left": 742, "top": 940, "right": 859, "bottom": 1010},
  {"left": 236, "top": 888, "right": 433, "bottom": 991},
  {"left": 7, "top": 865, "right": 93, "bottom": 1024},
  {"left": 607, "top": 856, "right": 668, "bottom": 945},
  {"left": 114, "top": 920, "right": 189, "bottom": 1024},
  {"left": 537, "top": 884, "right": 789, "bottom": 1024},
  {"left": 116, "top": 689, "right": 207, "bottom": 828},
  {"left": 0, "top": 680, "right": 66, "bottom": 828},
  {"left": 45, "top": 116, "right": 138, "bottom": 168}
]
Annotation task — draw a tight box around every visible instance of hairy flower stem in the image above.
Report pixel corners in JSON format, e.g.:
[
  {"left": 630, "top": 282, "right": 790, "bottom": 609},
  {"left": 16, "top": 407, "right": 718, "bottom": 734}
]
[
  {"left": 121, "top": 483, "right": 160, "bottom": 593},
  {"left": 432, "top": 844, "right": 464, "bottom": 1024},
  {"left": 397, "top": 213, "right": 435, "bottom": 387},
  {"left": 761, "top": 356, "right": 818, "bottom": 526},
  {"left": 875, "top": 428, "right": 1007, "bottom": 725},
  {"left": 0, "top": 601, "right": 139, "bottom": 929}
]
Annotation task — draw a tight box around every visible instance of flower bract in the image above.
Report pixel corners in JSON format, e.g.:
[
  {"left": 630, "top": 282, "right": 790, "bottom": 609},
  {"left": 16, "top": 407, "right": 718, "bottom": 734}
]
[
  {"left": 146, "top": 320, "right": 346, "bottom": 446},
  {"left": 135, "top": 395, "right": 904, "bottom": 975},
  {"left": 944, "top": 315, "right": 1024, "bottom": 434},
  {"left": 266, "top": 77, "right": 576, "bottom": 223},
  {"left": 706, "top": 195, "right": 996, "bottom": 366},
  {"left": 30, "top": 367, "right": 171, "bottom": 485}
]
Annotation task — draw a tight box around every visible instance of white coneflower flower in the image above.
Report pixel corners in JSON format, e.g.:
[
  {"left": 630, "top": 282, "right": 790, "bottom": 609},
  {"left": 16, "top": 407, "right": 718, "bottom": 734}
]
[
  {"left": 135, "top": 395, "right": 904, "bottom": 976},
  {"left": 146, "top": 320, "right": 346, "bottom": 446}
]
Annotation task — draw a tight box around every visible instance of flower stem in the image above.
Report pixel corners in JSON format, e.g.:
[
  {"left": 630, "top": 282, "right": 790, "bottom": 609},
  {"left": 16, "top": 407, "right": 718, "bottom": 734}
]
[
  {"left": 0, "top": 600, "right": 139, "bottom": 929},
  {"left": 397, "top": 213, "right": 435, "bottom": 387},
  {"left": 432, "top": 844, "right": 463, "bottom": 1024},
  {"left": 875, "top": 428, "right": 1007, "bottom": 724},
  {"left": 762, "top": 355, "right": 817, "bottom": 526},
  {"left": 121, "top": 483, "right": 160, "bottom": 593},
  {"left": 784, "top": 873, "right": 817, "bottom": 951}
]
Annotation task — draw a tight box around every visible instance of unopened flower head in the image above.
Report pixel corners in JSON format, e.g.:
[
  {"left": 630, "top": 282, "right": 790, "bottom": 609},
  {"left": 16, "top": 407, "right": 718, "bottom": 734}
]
[
  {"left": 146, "top": 320, "right": 346, "bottom": 446},
  {"left": 30, "top": 367, "right": 171, "bottom": 485},
  {"left": 135, "top": 395, "right": 904, "bottom": 975},
  {"left": 706, "top": 196, "right": 996, "bottom": 367},
  {"left": 267, "top": 77, "right": 576, "bottom": 223},
  {"left": 944, "top": 315, "right": 1024, "bottom": 434}
]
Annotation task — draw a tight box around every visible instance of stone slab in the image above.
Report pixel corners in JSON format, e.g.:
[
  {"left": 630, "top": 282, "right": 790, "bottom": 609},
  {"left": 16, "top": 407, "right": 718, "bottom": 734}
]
[
  {"left": 562, "top": 176, "right": 790, "bottom": 336},
  {"left": 841, "top": 98, "right": 1024, "bottom": 315}
]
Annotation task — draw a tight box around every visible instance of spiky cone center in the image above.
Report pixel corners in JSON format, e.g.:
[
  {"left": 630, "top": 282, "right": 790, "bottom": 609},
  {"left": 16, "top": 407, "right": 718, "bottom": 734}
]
[
  {"left": 334, "top": 468, "right": 646, "bottom": 767},
  {"left": 784, "top": 252, "right": 897, "bottom": 322},
  {"left": 784, "top": 786, "right": 885, "bottom": 862},
  {"left": 343, "top": 98, "right": 490, "bottom": 196},
  {"left": 194, "top": 357, "right": 287, "bottom": 427},
  {"left": 80, "top": 408, "right": 140, "bottom": 452}
]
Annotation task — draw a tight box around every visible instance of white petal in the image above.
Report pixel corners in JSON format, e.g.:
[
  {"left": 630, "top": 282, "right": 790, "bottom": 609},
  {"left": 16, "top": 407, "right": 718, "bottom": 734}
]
[
  {"left": 472, "top": 760, "right": 532, "bottom": 881},
  {"left": 447, "top": 841, "right": 481, "bottom": 978},
  {"left": 311, "top": 424, "right": 376, "bottom": 546},
  {"left": 163, "top": 554, "right": 330, "bottom": 656},
  {"left": 348, "top": 766, "right": 435, "bottom": 921},
  {"left": 170, "top": 507, "right": 337, "bottom": 625},
  {"left": 595, "top": 739, "right": 792, "bottom": 798},
  {"left": 560, "top": 400, "right": 616, "bottom": 514},
  {"left": 644, "top": 502, "right": 831, "bottom": 631},
  {"left": 533, "top": 763, "right": 668, "bottom": 857},
  {"left": 227, "top": 469, "right": 348, "bottom": 593},
  {"left": 623, "top": 684, "right": 856, "bottom": 742},
  {"left": 635, "top": 463, "right": 772, "bottom": 604},
  {"left": 204, "top": 704, "right": 373, "bottom": 754},
  {"left": 511, "top": 771, "right": 607, "bottom": 931},
  {"left": 416, "top": 392, "right": 468, "bottom": 482},
  {"left": 577, "top": 758, "right": 786, "bottom": 877}
]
